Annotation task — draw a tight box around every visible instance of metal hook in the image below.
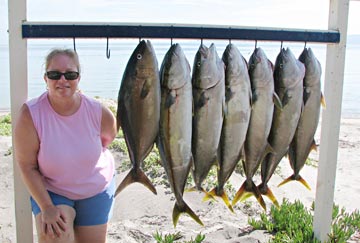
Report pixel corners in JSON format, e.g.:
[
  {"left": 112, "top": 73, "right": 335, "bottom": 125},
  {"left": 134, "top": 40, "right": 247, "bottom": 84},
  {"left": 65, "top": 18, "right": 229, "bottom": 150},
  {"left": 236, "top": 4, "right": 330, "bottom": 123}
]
[
  {"left": 229, "top": 39, "right": 231, "bottom": 45},
  {"left": 304, "top": 41, "right": 307, "bottom": 49},
  {"left": 73, "top": 37, "right": 76, "bottom": 52},
  {"left": 200, "top": 38, "right": 203, "bottom": 46},
  {"left": 106, "top": 37, "right": 111, "bottom": 59},
  {"left": 171, "top": 38, "right": 173, "bottom": 46},
  {"left": 255, "top": 40, "right": 258, "bottom": 49},
  {"left": 280, "top": 41, "right": 283, "bottom": 51}
]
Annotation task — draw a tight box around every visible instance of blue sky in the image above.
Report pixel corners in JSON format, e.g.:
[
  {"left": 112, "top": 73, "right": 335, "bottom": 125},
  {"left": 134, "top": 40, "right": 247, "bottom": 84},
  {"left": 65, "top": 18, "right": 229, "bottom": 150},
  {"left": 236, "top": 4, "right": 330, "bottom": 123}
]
[{"left": 1, "top": 0, "right": 360, "bottom": 44}]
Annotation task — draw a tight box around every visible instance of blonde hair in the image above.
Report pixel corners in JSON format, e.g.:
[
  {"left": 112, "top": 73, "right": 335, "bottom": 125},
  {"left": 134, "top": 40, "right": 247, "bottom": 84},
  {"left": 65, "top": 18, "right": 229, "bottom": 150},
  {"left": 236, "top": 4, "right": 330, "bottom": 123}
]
[{"left": 45, "top": 48, "right": 81, "bottom": 73}]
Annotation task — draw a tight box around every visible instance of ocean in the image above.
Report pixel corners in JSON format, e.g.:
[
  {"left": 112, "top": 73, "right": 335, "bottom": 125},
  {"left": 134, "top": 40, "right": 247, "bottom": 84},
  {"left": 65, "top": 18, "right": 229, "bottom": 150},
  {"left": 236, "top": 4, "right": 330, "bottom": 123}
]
[{"left": 0, "top": 37, "right": 359, "bottom": 117}]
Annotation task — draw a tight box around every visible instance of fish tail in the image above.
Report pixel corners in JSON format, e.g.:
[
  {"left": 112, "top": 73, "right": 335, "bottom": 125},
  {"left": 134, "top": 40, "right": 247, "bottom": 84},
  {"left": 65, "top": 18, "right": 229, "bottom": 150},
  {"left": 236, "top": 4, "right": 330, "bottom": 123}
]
[
  {"left": 232, "top": 181, "right": 266, "bottom": 210},
  {"left": 184, "top": 186, "right": 197, "bottom": 193},
  {"left": 207, "top": 188, "right": 234, "bottom": 213},
  {"left": 201, "top": 188, "right": 217, "bottom": 202},
  {"left": 321, "top": 92, "right": 326, "bottom": 108},
  {"left": 232, "top": 182, "right": 246, "bottom": 206},
  {"left": 311, "top": 140, "right": 318, "bottom": 152},
  {"left": 258, "top": 183, "right": 279, "bottom": 208},
  {"left": 173, "top": 201, "right": 204, "bottom": 227},
  {"left": 278, "top": 174, "right": 311, "bottom": 191},
  {"left": 115, "top": 168, "right": 157, "bottom": 197}
]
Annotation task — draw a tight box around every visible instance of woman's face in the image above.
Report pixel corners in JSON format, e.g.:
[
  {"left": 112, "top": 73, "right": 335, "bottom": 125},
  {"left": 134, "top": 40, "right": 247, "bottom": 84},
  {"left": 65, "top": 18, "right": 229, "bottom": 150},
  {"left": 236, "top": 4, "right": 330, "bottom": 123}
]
[{"left": 44, "top": 54, "right": 80, "bottom": 99}]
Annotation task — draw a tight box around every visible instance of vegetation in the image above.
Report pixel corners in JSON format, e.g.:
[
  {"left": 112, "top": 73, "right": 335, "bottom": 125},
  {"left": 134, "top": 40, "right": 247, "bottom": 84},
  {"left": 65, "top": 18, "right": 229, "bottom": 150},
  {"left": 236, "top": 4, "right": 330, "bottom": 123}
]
[
  {"left": 0, "top": 114, "right": 12, "bottom": 136},
  {"left": 249, "top": 199, "right": 360, "bottom": 243},
  {"left": 153, "top": 231, "right": 205, "bottom": 243}
]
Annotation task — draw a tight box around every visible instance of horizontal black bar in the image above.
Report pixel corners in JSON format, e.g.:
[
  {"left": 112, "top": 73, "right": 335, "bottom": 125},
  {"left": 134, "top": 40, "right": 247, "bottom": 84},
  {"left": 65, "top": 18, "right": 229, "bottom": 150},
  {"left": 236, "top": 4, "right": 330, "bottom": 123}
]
[{"left": 22, "top": 22, "right": 340, "bottom": 43}]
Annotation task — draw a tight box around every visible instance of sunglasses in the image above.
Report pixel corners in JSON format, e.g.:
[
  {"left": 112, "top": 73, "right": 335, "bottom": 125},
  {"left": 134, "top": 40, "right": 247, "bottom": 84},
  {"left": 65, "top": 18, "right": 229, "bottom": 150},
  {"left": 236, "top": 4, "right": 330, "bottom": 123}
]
[{"left": 45, "top": 71, "right": 79, "bottom": 80}]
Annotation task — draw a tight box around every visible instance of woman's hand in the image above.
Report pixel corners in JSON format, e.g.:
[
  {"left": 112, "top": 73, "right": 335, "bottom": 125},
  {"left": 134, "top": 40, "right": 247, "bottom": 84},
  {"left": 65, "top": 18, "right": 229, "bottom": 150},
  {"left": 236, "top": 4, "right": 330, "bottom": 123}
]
[{"left": 40, "top": 205, "right": 68, "bottom": 238}]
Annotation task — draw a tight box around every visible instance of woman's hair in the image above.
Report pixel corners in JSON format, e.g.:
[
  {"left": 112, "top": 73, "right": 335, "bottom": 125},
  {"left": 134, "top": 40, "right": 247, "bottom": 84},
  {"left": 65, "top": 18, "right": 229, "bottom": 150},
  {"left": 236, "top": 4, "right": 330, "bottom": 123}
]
[{"left": 44, "top": 48, "right": 81, "bottom": 73}]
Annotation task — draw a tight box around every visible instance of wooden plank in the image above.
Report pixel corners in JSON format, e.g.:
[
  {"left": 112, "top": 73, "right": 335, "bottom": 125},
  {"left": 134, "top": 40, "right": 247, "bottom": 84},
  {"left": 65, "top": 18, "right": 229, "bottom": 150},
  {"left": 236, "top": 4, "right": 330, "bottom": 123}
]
[
  {"left": 8, "top": 0, "right": 33, "bottom": 242},
  {"left": 21, "top": 22, "right": 340, "bottom": 43},
  {"left": 313, "top": 0, "right": 349, "bottom": 242}
]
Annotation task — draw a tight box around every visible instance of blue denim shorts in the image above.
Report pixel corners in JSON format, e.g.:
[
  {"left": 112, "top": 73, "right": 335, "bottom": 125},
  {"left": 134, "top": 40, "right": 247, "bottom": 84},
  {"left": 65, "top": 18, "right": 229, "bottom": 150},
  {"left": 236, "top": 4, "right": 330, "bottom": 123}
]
[{"left": 30, "top": 177, "right": 116, "bottom": 226}]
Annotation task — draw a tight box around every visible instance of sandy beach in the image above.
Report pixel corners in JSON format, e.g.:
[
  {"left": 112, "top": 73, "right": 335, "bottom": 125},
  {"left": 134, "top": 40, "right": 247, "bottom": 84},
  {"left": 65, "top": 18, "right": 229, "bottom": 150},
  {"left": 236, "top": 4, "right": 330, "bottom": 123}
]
[{"left": 0, "top": 115, "right": 359, "bottom": 243}]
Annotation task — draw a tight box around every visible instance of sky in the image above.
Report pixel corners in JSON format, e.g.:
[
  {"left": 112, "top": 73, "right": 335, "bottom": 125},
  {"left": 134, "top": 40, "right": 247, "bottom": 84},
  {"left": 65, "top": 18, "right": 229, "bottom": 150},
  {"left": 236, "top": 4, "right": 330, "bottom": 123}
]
[{"left": 1, "top": 0, "right": 360, "bottom": 45}]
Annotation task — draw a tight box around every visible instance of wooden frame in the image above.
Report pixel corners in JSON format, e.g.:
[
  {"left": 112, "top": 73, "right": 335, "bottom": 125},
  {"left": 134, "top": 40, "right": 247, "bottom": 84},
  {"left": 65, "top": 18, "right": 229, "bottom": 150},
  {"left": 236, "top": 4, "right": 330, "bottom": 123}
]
[{"left": 8, "top": 0, "right": 350, "bottom": 242}]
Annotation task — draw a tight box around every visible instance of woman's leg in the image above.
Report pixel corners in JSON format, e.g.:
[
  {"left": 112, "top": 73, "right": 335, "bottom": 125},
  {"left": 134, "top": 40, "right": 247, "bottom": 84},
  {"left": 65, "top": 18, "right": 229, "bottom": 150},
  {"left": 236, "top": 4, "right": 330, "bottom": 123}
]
[
  {"left": 74, "top": 224, "right": 108, "bottom": 243},
  {"left": 35, "top": 205, "right": 76, "bottom": 243}
]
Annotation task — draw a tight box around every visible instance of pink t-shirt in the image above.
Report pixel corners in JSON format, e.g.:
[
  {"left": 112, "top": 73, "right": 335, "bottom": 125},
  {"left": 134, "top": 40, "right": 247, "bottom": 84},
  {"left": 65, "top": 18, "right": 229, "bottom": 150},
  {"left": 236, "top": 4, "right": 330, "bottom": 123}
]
[{"left": 26, "top": 92, "right": 114, "bottom": 200}]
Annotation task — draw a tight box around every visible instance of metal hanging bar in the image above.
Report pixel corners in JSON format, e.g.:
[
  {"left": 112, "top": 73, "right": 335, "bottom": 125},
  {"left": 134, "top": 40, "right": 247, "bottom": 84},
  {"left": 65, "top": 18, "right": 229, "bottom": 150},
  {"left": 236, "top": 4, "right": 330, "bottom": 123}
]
[{"left": 22, "top": 22, "right": 340, "bottom": 43}]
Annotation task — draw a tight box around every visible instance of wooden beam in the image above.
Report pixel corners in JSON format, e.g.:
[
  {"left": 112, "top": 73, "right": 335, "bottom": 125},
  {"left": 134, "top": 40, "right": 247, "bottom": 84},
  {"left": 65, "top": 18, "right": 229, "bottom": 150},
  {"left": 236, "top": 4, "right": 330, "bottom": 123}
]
[
  {"left": 313, "top": 0, "right": 349, "bottom": 241},
  {"left": 8, "top": 0, "right": 33, "bottom": 242},
  {"left": 21, "top": 22, "right": 340, "bottom": 43}
]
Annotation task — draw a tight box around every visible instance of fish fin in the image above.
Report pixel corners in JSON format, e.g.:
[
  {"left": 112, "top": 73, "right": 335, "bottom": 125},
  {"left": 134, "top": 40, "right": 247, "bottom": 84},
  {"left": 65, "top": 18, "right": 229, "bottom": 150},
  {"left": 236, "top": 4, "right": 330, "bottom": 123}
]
[
  {"left": 278, "top": 174, "right": 311, "bottom": 191},
  {"left": 273, "top": 92, "right": 283, "bottom": 110},
  {"left": 232, "top": 182, "right": 245, "bottom": 206},
  {"left": 321, "top": 92, "right": 326, "bottom": 109},
  {"left": 222, "top": 96, "right": 228, "bottom": 117},
  {"left": 173, "top": 201, "right": 204, "bottom": 227},
  {"left": 225, "top": 86, "right": 234, "bottom": 102},
  {"left": 303, "top": 87, "right": 311, "bottom": 106},
  {"left": 258, "top": 184, "right": 279, "bottom": 208},
  {"left": 258, "top": 143, "right": 275, "bottom": 165},
  {"left": 232, "top": 181, "right": 266, "bottom": 210},
  {"left": 165, "top": 90, "right": 177, "bottom": 108},
  {"left": 202, "top": 188, "right": 217, "bottom": 202},
  {"left": 208, "top": 188, "right": 234, "bottom": 213},
  {"left": 184, "top": 186, "right": 197, "bottom": 193},
  {"left": 298, "top": 176, "right": 312, "bottom": 190},
  {"left": 115, "top": 168, "right": 157, "bottom": 197},
  {"left": 311, "top": 140, "right": 318, "bottom": 152},
  {"left": 140, "top": 80, "right": 151, "bottom": 98},
  {"left": 252, "top": 90, "right": 258, "bottom": 105},
  {"left": 281, "top": 90, "right": 292, "bottom": 107},
  {"left": 196, "top": 91, "right": 209, "bottom": 109}
]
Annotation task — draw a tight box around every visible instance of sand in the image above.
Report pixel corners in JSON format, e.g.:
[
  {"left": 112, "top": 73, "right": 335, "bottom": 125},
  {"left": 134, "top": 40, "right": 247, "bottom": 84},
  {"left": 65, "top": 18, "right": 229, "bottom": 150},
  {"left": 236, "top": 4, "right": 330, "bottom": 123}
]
[{"left": 0, "top": 116, "right": 359, "bottom": 243}]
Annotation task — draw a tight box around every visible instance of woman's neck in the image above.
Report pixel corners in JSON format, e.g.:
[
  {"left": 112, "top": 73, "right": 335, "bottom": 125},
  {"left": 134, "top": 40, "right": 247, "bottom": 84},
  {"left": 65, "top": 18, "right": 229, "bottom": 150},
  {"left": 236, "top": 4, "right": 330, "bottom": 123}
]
[{"left": 47, "top": 92, "right": 82, "bottom": 116}]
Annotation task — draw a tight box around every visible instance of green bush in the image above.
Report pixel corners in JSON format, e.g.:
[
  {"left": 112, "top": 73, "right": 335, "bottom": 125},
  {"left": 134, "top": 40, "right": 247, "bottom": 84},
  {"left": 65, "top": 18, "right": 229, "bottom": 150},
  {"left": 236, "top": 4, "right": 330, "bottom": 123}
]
[
  {"left": 153, "top": 231, "right": 205, "bottom": 243},
  {"left": 0, "top": 114, "right": 12, "bottom": 136},
  {"left": 249, "top": 199, "right": 360, "bottom": 243}
]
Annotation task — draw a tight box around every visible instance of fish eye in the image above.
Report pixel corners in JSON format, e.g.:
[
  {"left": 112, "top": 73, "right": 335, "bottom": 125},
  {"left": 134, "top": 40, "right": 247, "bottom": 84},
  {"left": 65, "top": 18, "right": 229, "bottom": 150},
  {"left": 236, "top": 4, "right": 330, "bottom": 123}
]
[
  {"left": 197, "top": 61, "right": 201, "bottom": 67},
  {"left": 137, "top": 54, "right": 142, "bottom": 60},
  {"left": 279, "top": 63, "right": 283, "bottom": 68}
]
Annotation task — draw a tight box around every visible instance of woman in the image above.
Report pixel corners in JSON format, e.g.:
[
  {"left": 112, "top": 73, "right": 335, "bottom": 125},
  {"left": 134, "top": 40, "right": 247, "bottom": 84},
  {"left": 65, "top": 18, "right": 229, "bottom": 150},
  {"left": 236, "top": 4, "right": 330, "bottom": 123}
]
[{"left": 14, "top": 48, "right": 117, "bottom": 243}]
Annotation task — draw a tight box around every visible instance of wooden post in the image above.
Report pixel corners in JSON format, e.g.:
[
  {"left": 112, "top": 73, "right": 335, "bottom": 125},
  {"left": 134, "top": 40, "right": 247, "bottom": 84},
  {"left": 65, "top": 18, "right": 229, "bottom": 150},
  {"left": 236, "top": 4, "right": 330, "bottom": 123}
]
[
  {"left": 313, "top": 0, "right": 349, "bottom": 241},
  {"left": 8, "top": 0, "right": 33, "bottom": 242}
]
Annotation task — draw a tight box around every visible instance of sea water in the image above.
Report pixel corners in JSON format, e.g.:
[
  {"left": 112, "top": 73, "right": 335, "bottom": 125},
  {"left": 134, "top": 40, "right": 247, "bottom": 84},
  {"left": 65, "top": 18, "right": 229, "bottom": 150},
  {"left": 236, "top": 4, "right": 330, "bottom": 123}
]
[{"left": 0, "top": 37, "right": 359, "bottom": 117}]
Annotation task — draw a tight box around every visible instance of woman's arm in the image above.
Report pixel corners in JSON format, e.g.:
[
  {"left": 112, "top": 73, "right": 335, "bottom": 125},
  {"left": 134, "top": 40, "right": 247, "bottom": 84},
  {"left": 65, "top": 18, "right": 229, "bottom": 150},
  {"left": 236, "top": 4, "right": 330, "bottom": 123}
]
[
  {"left": 14, "top": 104, "right": 66, "bottom": 237},
  {"left": 100, "top": 104, "right": 117, "bottom": 147}
]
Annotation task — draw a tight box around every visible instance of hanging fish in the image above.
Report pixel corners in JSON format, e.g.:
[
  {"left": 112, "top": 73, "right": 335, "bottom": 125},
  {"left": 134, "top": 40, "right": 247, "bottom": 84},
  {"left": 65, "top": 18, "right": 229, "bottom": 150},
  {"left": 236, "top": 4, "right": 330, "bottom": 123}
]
[
  {"left": 232, "top": 47, "right": 281, "bottom": 210},
  {"left": 157, "top": 43, "right": 203, "bottom": 227},
  {"left": 279, "top": 47, "right": 325, "bottom": 190},
  {"left": 191, "top": 43, "right": 225, "bottom": 194},
  {"left": 208, "top": 43, "right": 251, "bottom": 212},
  {"left": 115, "top": 40, "right": 160, "bottom": 196},
  {"left": 258, "top": 47, "right": 305, "bottom": 207}
]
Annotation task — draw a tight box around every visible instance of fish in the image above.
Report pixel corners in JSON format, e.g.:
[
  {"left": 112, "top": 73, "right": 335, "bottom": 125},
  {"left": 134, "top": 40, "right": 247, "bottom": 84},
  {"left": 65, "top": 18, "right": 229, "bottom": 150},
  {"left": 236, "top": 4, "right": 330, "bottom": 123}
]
[
  {"left": 115, "top": 40, "right": 160, "bottom": 196},
  {"left": 191, "top": 43, "right": 225, "bottom": 194},
  {"left": 208, "top": 43, "right": 251, "bottom": 212},
  {"left": 157, "top": 43, "right": 203, "bottom": 227},
  {"left": 258, "top": 47, "right": 305, "bottom": 206},
  {"left": 278, "top": 47, "right": 325, "bottom": 190},
  {"left": 232, "top": 47, "right": 281, "bottom": 210}
]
